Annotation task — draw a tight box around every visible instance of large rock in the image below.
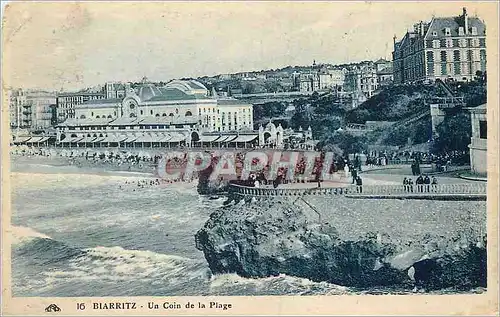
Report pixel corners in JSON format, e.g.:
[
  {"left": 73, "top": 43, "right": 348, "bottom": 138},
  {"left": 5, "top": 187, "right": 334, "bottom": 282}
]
[{"left": 195, "top": 197, "right": 487, "bottom": 290}]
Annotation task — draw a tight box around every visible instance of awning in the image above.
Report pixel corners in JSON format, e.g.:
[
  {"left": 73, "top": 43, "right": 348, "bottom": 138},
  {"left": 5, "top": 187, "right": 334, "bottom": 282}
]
[
  {"left": 26, "top": 136, "right": 44, "bottom": 143},
  {"left": 38, "top": 137, "right": 51, "bottom": 143},
  {"left": 214, "top": 136, "right": 230, "bottom": 143},
  {"left": 60, "top": 137, "right": 83, "bottom": 143},
  {"left": 168, "top": 134, "right": 186, "bottom": 143},
  {"left": 198, "top": 135, "right": 220, "bottom": 142},
  {"left": 13, "top": 137, "right": 31, "bottom": 144},
  {"left": 225, "top": 135, "right": 238, "bottom": 142},
  {"left": 231, "top": 135, "right": 258, "bottom": 142},
  {"left": 77, "top": 137, "right": 97, "bottom": 143},
  {"left": 124, "top": 137, "right": 137, "bottom": 143},
  {"left": 92, "top": 137, "right": 106, "bottom": 143},
  {"left": 100, "top": 136, "right": 129, "bottom": 143},
  {"left": 134, "top": 135, "right": 154, "bottom": 143},
  {"left": 159, "top": 135, "right": 172, "bottom": 142}
]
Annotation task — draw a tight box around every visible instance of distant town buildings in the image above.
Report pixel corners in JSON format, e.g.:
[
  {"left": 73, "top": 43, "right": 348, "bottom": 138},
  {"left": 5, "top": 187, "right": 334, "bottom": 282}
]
[
  {"left": 9, "top": 89, "right": 56, "bottom": 129},
  {"left": 392, "top": 7, "right": 486, "bottom": 84},
  {"left": 374, "top": 58, "right": 394, "bottom": 87},
  {"left": 296, "top": 66, "right": 346, "bottom": 93},
  {"left": 56, "top": 91, "right": 106, "bottom": 123}
]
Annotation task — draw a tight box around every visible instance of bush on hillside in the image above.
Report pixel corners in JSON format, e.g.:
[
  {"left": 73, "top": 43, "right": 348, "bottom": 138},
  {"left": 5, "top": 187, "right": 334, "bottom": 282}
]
[{"left": 432, "top": 112, "right": 472, "bottom": 154}]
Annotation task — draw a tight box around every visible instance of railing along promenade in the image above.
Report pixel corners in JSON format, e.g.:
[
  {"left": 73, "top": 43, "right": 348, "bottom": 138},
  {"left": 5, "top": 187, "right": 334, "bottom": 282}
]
[{"left": 229, "top": 183, "right": 487, "bottom": 198}]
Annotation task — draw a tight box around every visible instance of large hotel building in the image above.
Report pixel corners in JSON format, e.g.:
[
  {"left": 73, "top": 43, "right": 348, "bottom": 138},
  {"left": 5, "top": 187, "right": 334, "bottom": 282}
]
[
  {"left": 392, "top": 8, "right": 486, "bottom": 84},
  {"left": 54, "top": 79, "right": 289, "bottom": 148}
]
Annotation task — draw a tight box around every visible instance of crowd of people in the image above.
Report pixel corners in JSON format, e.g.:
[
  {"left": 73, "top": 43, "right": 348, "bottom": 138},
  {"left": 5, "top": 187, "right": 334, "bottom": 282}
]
[
  {"left": 362, "top": 149, "right": 469, "bottom": 169},
  {"left": 403, "top": 175, "right": 438, "bottom": 192},
  {"left": 12, "top": 145, "right": 456, "bottom": 192}
]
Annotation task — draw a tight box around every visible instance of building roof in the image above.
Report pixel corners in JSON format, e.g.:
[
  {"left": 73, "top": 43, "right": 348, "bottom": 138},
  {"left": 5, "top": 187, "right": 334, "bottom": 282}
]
[
  {"left": 57, "top": 92, "right": 105, "bottom": 97},
  {"left": 58, "top": 117, "right": 113, "bottom": 126},
  {"left": 151, "top": 88, "right": 206, "bottom": 101},
  {"left": 136, "top": 84, "right": 163, "bottom": 101},
  {"left": 138, "top": 116, "right": 198, "bottom": 125},
  {"left": 80, "top": 98, "right": 122, "bottom": 106},
  {"left": 377, "top": 66, "right": 393, "bottom": 75},
  {"left": 164, "top": 80, "right": 208, "bottom": 95},
  {"left": 217, "top": 98, "right": 249, "bottom": 106},
  {"left": 425, "top": 16, "right": 486, "bottom": 38}
]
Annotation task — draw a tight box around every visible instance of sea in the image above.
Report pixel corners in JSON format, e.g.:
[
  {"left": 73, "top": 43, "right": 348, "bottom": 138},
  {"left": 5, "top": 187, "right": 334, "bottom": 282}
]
[
  {"left": 9, "top": 161, "right": 485, "bottom": 296},
  {"left": 10, "top": 161, "right": 351, "bottom": 297}
]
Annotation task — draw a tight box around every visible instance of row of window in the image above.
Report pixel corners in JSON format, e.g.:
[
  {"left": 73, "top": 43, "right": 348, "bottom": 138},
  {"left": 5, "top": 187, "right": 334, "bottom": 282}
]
[
  {"left": 57, "top": 95, "right": 104, "bottom": 103},
  {"left": 397, "top": 37, "right": 485, "bottom": 58},
  {"left": 433, "top": 26, "right": 478, "bottom": 37},
  {"left": 63, "top": 124, "right": 191, "bottom": 131},
  {"left": 426, "top": 49, "right": 486, "bottom": 63},
  {"left": 427, "top": 38, "right": 485, "bottom": 49},
  {"left": 427, "top": 61, "right": 486, "bottom": 76}
]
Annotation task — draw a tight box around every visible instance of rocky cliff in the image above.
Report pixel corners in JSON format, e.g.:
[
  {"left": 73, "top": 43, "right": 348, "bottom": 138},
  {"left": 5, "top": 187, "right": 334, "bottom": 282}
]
[{"left": 195, "top": 196, "right": 486, "bottom": 291}]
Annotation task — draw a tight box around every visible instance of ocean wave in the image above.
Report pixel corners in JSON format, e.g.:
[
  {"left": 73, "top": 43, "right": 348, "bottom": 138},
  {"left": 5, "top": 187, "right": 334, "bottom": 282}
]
[
  {"left": 42, "top": 245, "right": 210, "bottom": 285},
  {"left": 10, "top": 226, "right": 52, "bottom": 245},
  {"left": 209, "top": 273, "right": 349, "bottom": 295}
]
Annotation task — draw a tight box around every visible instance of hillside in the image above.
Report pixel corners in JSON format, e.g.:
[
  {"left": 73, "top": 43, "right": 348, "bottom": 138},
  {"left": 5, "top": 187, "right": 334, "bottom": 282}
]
[
  {"left": 346, "top": 80, "right": 486, "bottom": 124},
  {"left": 317, "top": 78, "right": 486, "bottom": 153}
]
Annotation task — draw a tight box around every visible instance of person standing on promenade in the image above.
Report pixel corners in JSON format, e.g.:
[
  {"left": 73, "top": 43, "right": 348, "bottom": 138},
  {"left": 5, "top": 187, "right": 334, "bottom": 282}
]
[
  {"left": 344, "top": 163, "right": 350, "bottom": 179},
  {"left": 356, "top": 176, "right": 363, "bottom": 193},
  {"left": 408, "top": 178, "right": 414, "bottom": 193},
  {"left": 424, "top": 174, "right": 431, "bottom": 192},
  {"left": 351, "top": 167, "right": 358, "bottom": 184}
]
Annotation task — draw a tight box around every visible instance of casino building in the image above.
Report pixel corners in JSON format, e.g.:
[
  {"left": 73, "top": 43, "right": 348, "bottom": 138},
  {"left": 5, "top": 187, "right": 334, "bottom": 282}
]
[{"left": 55, "top": 79, "right": 296, "bottom": 149}]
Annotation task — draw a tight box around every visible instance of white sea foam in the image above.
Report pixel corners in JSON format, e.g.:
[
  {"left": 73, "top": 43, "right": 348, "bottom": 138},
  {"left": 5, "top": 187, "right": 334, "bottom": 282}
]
[
  {"left": 10, "top": 225, "right": 51, "bottom": 245},
  {"left": 44, "top": 246, "right": 210, "bottom": 285},
  {"left": 210, "top": 272, "right": 349, "bottom": 295}
]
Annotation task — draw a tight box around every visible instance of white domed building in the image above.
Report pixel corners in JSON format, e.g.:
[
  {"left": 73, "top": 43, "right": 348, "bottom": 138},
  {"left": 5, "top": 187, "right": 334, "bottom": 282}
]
[{"left": 56, "top": 79, "right": 263, "bottom": 148}]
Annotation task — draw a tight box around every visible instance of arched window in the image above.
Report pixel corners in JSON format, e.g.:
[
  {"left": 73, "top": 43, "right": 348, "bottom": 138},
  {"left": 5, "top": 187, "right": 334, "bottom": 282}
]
[
  {"left": 162, "top": 113, "right": 167, "bottom": 117},
  {"left": 169, "top": 113, "right": 174, "bottom": 117},
  {"left": 107, "top": 115, "right": 112, "bottom": 118},
  {"left": 140, "top": 110, "right": 144, "bottom": 115},
  {"left": 175, "top": 108, "right": 179, "bottom": 114},
  {"left": 150, "top": 110, "right": 153, "bottom": 115},
  {"left": 70, "top": 133, "right": 78, "bottom": 138},
  {"left": 91, "top": 112, "right": 94, "bottom": 116},
  {"left": 99, "top": 133, "right": 104, "bottom": 137},
  {"left": 130, "top": 113, "right": 136, "bottom": 118},
  {"left": 185, "top": 111, "right": 192, "bottom": 116},
  {"left": 155, "top": 114, "right": 160, "bottom": 117},
  {"left": 80, "top": 115, "right": 86, "bottom": 119},
  {"left": 96, "top": 115, "right": 100, "bottom": 119}
]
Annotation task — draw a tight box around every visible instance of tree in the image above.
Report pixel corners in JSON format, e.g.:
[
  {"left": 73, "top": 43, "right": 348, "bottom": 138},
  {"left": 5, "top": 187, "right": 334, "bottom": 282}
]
[
  {"left": 319, "top": 131, "right": 367, "bottom": 155},
  {"left": 432, "top": 112, "right": 472, "bottom": 154}
]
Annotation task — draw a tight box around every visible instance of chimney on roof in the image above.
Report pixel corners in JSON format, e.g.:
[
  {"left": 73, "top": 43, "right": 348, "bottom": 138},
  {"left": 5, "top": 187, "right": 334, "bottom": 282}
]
[
  {"left": 463, "top": 7, "right": 469, "bottom": 34},
  {"left": 420, "top": 21, "right": 425, "bottom": 36}
]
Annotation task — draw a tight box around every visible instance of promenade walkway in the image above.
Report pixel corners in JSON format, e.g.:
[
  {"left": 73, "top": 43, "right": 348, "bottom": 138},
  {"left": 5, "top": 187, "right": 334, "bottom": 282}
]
[{"left": 229, "top": 182, "right": 487, "bottom": 200}]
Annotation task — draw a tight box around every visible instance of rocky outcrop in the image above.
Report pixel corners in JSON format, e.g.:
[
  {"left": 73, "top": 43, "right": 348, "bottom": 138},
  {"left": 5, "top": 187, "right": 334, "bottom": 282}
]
[
  {"left": 195, "top": 198, "right": 487, "bottom": 290},
  {"left": 196, "top": 165, "right": 230, "bottom": 195}
]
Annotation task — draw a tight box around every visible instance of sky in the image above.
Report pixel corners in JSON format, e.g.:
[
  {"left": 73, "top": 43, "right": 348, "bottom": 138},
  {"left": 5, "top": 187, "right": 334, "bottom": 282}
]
[{"left": 1, "top": 1, "right": 496, "bottom": 91}]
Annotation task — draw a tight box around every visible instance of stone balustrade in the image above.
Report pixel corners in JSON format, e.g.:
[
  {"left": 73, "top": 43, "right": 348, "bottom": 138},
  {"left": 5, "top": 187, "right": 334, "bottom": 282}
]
[{"left": 229, "top": 183, "right": 487, "bottom": 197}]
